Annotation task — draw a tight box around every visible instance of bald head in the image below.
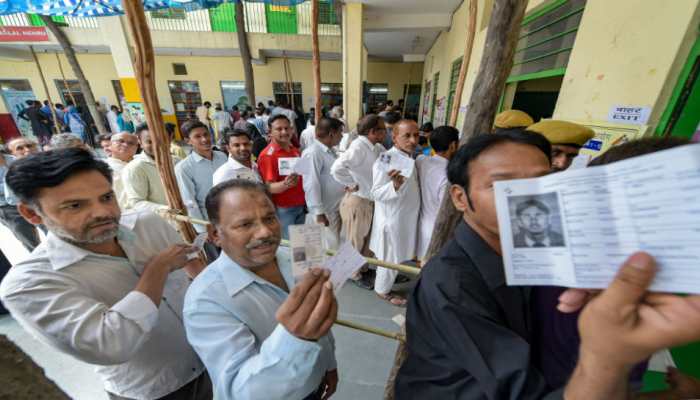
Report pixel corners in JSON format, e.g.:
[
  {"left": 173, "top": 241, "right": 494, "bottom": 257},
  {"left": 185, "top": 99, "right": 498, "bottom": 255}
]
[{"left": 393, "top": 119, "right": 420, "bottom": 155}]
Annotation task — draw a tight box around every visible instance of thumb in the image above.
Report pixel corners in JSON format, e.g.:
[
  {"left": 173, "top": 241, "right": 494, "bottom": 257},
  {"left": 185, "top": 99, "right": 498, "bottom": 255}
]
[{"left": 599, "top": 252, "right": 656, "bottom": 309}]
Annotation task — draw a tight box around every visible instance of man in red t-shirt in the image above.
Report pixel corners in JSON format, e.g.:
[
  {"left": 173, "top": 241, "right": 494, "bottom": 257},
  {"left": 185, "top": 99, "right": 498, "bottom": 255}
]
[{"left": 256, "top": 114, "right": 306, "bottom": 239}]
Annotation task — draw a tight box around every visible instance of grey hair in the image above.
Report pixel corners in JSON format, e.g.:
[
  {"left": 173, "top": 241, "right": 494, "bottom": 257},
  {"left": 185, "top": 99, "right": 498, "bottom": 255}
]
[
  {"left": 50, "top": 133, "right": 84, "bottom": 150},
  {"left": 329, "top": 106, "right": 344, "bottom": 119}
]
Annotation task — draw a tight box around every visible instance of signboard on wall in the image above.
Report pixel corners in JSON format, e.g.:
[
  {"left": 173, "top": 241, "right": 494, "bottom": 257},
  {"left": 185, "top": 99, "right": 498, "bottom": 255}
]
[
  {"left": 434, "top": 96, "right": 446, "bottom": 126},
  {"left": 0, "top": 26, "right": 49, "bottom": 42},
  {"left": 607, "top": 105, "right": 651, "bottom": 125},
  {"left": 421, "top": 81, "right": 432, "bottom": 123},
  {"left": 1, "top": 89, "right": 35, "bottom": 136},
  {"left": 572, "top": 120, "right": 650, "bottom": 159}
]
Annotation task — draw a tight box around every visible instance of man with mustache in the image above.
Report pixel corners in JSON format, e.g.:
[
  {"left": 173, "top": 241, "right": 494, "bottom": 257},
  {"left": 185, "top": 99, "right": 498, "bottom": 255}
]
[
  {"left": 0, "top": 148, "right": 212, "bottom": 399},
  {"left": 512, "top": 199, "right": 565, "bottom": 248},
  {"left": 184, "top": 179, "right": 338, "bottom": 400},
  {"left": 212, "top": 128, "right": 261, "bottom": 185}
]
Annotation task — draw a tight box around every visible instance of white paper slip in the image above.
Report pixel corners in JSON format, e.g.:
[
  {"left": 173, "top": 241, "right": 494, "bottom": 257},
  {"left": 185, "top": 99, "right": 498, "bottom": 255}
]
[
  {"left": 289, "top": 224, "right": 325, "bottom": 278},
  {"left": 278, "top": 157, "right": 299, "bottom": 176},
  {"left": 378, "top": 152, "right": 416, "bottom": 178},
  {"left": 494, "top": 143, "right": 700, "bottom": 293},
  {"left": 187, "top": 232, "right": 209, "bottom": 260},
  {"left": 323, "top": 242, "right": 366, "bottom": 290},
  {"left": 293, "top": 156, "right": 313, "bottom": 176},
  {"left": 647, "top": 349, "right": 677, "bottom": 373}
]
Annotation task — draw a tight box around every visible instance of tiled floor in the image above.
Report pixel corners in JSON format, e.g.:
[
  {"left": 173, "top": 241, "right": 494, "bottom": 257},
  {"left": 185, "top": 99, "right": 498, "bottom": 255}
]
[{"left": 0, "top": 224, "right": 408, "bottom": 400}]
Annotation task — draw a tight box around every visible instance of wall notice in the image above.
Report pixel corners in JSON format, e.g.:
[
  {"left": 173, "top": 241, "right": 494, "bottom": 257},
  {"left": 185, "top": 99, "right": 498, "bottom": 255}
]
[{"left": 607, "top": 105, "right": 651, "bottom": 125}]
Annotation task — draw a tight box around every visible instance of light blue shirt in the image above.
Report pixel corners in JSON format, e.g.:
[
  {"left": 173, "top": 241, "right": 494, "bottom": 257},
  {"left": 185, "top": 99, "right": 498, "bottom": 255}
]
[
  {"left": 183, "top": 249, "right": 337, "bottom": 400},
  {"left": 174, "top": 150, "right": 227, "bottom": 232}
]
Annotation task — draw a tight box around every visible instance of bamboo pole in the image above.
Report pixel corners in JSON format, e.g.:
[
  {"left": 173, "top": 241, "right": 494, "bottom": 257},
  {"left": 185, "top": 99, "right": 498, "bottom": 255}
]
[
  {"left": 29, "top": 46, "right": 61, "bottom": 137},
  {"left": 120, "top": 0, "right": 203, "bottom": 275},
  {"left": 311, "top": 0, "right": 322, "bottom": 123},
  {"left": 55, "top": 53, "right": 78, "bottom": 107},
  {"left": 157, "top": 210, "right": 421, "bottom": 277},
  {"left": 235, "top": 1, "right": 256, "bottom": 106},
  {"left": 335, "top": 319, "right": 405, "bottom": 342},
  {"left": 384, "top": 2, "right": 529, "bottom": 399},
  {"left": 448, "top": 0, "right": 477, "bottom": 127}
]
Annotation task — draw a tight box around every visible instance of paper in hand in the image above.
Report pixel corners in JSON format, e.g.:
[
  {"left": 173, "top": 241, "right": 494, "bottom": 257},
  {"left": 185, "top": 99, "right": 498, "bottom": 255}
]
[
  {"left": 322, "top": 242, "right": 366, "bottom": 291},
  {"left": 494, "top": 144, "right": 700, "bottom": 293},
  {"left": 289, "top": 224, "right": 325, "bottom": 278},
  {"left": 278, "top": 157, "right": 299, "bottom": 176},
  {"left": 292, "top": 156, "right": 313, "bottom": 176},
  {"left": 378, "top": 152, "right": 415, "bottom": 178},
  {"left": 187, "top": 232, "right": 209, "bottom": 260}
]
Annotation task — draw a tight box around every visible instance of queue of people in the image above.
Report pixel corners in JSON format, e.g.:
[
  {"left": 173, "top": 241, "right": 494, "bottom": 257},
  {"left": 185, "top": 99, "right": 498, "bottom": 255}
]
[{"left": 0, "top": 102, "right": 699, "bottom": 400}]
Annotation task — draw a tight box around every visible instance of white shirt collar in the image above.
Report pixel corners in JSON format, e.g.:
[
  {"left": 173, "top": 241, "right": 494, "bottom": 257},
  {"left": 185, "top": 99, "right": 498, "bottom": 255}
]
[{"left": 227, "top": 157, "right": 257, "bottom": 171}]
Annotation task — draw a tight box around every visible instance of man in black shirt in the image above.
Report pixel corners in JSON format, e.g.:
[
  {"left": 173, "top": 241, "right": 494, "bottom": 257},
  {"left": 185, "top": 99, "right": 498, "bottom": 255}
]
[{"left": 395, "top": 131, "right": 700, "bottom": 399}]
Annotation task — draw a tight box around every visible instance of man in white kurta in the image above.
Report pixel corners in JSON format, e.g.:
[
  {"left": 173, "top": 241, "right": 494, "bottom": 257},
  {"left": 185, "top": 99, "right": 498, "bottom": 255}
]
[
  {"left": 105, "top": 132, "right": 138, "bottom": 210},
  {"left": 370, "top": 120, "right": 421, "bottom": 306},
  {"left": 301, "top": 117, "right": 345, "bottom": 250},
  {"left": 416, "top": 126, "right": 459, "bottom": 261}
]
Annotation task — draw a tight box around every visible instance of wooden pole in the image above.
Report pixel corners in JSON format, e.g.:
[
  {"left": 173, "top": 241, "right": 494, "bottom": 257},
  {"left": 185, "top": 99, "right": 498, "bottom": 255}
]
[
  {"left": 29, "top": 46, "right": 61, "bottom": 137},
  {"left": 55, "top": 53, "right": 78, "bottom": 107},
  {"left": 120, "top": 0, "right": 203, "bottom": 275},
  {"left": 311, "top": 0, "right": 322, "bottom": 123},
  {"left": 235, "top": 1, "right": 256, "bottom": 106},
  {"left": 448, "top": 0, "right": 477, "bottom": 127},
  {"left": 383, "top": 1, "right": 528, "bottom": 399},
  {"left": 41, "top": 15, "right": 108, "bottom": 141}
]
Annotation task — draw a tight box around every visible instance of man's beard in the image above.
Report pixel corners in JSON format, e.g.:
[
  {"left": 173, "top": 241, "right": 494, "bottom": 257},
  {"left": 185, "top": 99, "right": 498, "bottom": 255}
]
[{"left": 41, "top": 212, "right": 120, "bottom": 245}]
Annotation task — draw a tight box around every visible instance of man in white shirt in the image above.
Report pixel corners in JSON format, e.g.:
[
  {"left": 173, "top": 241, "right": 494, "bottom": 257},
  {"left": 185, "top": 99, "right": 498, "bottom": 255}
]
[
  {"left": 416, "top": 126, "right": 459, "bottom": 261},
  {"left": 302, "top": 117, "right": 345, "bottom": 250},
  {"left": 0, "top": 148, "right": 211, "bottom": 400},
  {"left": 105, "top": 132, "right": 139, "bottom": 209},
  {"left": 213, "top": 128, "right": 261, "bottom": 185},
  {"left": 330, "top": 114, "right": 386, "bottom": 288},
  {"left": 123, "top": 124, "right": 179, "bottom": 213},
  {"left": 300, "top": 118, "right": 316, "bottom": 152},
  {"left": 370, "top": 120, "right": 421, "bottom": 306},
  {"left": 211, "top": 104, "right": 233, "bottom": 142},
  {"left": 107, "top": 105, "right": 120, "bottom": 134},
  {"left": 196, "top": 101, "right": 212, "bottom": 130}
]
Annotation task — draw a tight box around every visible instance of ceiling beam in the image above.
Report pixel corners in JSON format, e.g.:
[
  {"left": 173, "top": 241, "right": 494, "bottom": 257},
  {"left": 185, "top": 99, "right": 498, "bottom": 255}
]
[{"left": 364, "top": 13, "right": 452, "bottom": 32}]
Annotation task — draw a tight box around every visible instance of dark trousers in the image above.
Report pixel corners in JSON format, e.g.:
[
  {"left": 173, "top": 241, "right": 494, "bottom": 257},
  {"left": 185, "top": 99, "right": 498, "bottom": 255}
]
[
  {"left": 0, "top": 205, "right": 40, "bottom": 252},
  {"left": 107, "top": 372, "right": 212, "bottom": 400}
]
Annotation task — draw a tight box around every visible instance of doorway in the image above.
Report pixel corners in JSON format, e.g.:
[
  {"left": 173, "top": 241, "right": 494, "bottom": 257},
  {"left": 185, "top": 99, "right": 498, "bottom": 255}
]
[
  {"left": 0, "top": 79, "right": 35, "bottom": 139},
  {"left": 657, "top": 37, "right": 700, "bottom": 139},
  {"left": 220, "top": 81, "right": 249, "bottom": 111},
  {"left": 168, "top": 80, "right": 202, "bottom": 129}
]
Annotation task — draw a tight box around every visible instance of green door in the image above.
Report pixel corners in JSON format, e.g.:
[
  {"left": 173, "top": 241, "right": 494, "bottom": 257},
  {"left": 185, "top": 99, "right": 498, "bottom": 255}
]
[
  {"left": 656, "top": 37, "right": 700, "bottom": 139},
  {"left": 210, "top": 3, "right": 237, "bottom": 33},
  {"left": 266, "top": 3, "right": 297, "bottom": 34}
]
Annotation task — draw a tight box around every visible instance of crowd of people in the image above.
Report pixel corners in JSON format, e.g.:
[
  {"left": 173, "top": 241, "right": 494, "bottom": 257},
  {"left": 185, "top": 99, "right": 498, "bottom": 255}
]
[{"left": 0, "top": 98, "right": 699, "bottom": 400}]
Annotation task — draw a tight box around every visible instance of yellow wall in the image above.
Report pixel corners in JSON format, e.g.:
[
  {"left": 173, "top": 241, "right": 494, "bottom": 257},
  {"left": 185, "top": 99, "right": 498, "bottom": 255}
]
[
  {"left": 420, "top": 0, "right": 700, "bottom": 133},
  {"left": 0, "top": 53, "right": 420, "bottom": 117},
  {"left": 553, "top": 0, "right": 700, "bottom": 127}
]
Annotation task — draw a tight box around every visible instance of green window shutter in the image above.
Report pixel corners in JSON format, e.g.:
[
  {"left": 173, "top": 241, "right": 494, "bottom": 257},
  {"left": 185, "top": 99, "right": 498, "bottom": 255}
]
[
  {"left": 265, "top": 3, "right": 297, "bottom": 34},
  {"left": 210, "top": 3, "right": 237, "bottom": 32},
  {"left": 446, "top": 57, "right": 463, "bottom": 125},
  {"left": 319, "top": 0, "right": 338, "bottom": 25}
]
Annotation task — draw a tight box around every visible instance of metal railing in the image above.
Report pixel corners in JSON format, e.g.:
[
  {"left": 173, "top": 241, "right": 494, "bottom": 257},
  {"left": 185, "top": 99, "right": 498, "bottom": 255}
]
[
  {"left": 1, "top": 13, "right": 30, "bottom": 26},
  {"left": 147, "top": 9, "right": 212, "bottom": 32}
]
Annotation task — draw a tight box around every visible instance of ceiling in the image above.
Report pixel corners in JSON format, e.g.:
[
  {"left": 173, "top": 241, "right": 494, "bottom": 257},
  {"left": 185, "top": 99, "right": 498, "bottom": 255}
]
[{"left": 358, "top": 0, "right": 462, "bottom": 60}]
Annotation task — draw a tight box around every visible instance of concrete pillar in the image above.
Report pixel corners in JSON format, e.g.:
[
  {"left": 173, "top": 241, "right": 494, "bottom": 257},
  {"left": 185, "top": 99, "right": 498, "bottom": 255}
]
[{"left": 342, "top": 2, "right": 365, "bottom": 128}]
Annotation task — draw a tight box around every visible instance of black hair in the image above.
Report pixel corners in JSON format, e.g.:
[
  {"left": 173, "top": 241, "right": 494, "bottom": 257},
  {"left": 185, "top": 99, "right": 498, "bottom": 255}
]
[
  {"left": 430, "top": 126, "right": 459, "bottom": 152},
  {"left": 181, "top": 120, "right": 208, "bottom": 138},
  {"left": 267, "top": 114, "right": 290, "bottom": 129},
  {"left": 516, "top": 199, "right": 550, "bottom": 216},
  {"left": 383, "top": 111, "right": 402, "bottom": 125},
  {"left": 420, "top": 122, "right": 434, "bottom": 132},
  {"left": 6, "top": 148, "right": 113, "bottom": 205},
  {"left": 223, "top": 128, "right": 251, "bottom": 144},
  {"left": 357, "top": 114, "right": 383, "bottom": 136},
  {"left": 135, "top": 123, "right": 149, "bottom": 136},
  {"left": 588, "top": 137, "right": 690, "bottom": 167},
  {"left": 204, "top": 101, "right": 211, "bottom": 107},
  {"left": 447, "top": 130, "right": 551, "bottom": 210},
  {"left": 315, "top": 117, "right": 343, "bottom": 137},
  {"left": 205, "top": 179, "right": 272, "bottom": 225}
]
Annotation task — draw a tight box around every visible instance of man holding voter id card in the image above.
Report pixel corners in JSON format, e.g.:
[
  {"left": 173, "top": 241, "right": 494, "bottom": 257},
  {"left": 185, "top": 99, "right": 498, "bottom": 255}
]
[
  {"left": 184, "top": 179, "right": 338, "bottom": 400},
  {"left": 257, "top": 114, "right": 306, "bottom": 239},
  {"left": 396, "top": 130, "right": 700, "bottom": 400}
]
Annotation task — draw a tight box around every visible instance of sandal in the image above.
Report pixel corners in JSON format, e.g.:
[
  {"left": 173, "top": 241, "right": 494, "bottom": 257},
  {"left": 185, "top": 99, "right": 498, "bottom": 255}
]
[{"left": 377, "top": 292, "right": 407, "bottom": 307}]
